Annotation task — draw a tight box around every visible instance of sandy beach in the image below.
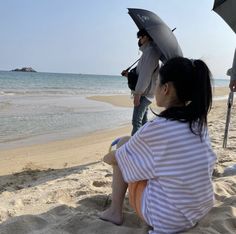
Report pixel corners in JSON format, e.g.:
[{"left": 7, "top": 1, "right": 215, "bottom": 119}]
[{"left": 0, "top": 87, "right": 235, "bottom": 234}]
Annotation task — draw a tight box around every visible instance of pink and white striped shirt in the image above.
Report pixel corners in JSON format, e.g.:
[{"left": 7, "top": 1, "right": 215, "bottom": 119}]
[{"left": 116, "top": 117, "right": 216, "bottom": 234}]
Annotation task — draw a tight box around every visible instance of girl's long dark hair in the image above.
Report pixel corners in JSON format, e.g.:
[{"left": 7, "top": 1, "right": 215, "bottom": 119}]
[{"left": 156, "top": 57, "right": 212, "bottom": 136}]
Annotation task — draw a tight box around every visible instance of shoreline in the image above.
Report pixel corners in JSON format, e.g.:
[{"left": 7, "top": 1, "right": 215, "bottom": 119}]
[
  {"left": 0, "top": 87, "right": 231, "bottom": 151},
  {"left": 88, "top": 86, "right": 231, "bottom": 107}
]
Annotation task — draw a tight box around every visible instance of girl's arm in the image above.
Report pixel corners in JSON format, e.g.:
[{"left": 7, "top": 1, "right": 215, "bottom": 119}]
[{"left": 103, "top": 150, "right": 117, "bottom": 165}]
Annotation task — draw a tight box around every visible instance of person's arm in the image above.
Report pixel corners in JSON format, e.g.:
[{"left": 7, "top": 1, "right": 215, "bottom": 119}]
[
  {"left": 134, "top": 48, "right": 159, "bottom": 96},
  {"left": 229, "top": 49, "right": 236, "bottom": 92},
  {"left": 133, "top": 94, "right": 141, "bottom": 106},
  {"left": 229, "top": 79, "right": 236, "bottom": 92},
  {"left": 115, "top": 124, "right": 156, "bottom": 183}
]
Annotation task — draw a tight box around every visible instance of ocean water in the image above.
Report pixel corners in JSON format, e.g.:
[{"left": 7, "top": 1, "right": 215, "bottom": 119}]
[{"left": 0, "top": 70, "right": 229, "bottom": 150}]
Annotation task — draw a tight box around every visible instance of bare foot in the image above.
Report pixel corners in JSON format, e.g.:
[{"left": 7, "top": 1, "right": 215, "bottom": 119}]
[{"left": 98, "top": 207, "right": 123, "bottom": 225}]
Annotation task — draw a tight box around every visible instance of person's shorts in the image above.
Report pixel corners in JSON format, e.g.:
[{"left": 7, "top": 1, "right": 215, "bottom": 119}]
[{"left": 128, "top": 180, "right": 147, "bottom": 220}]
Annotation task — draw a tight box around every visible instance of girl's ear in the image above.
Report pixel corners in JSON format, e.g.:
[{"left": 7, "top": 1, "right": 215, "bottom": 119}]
[{"left": 163, "top": 83, "right": 169, "bottom": 95}]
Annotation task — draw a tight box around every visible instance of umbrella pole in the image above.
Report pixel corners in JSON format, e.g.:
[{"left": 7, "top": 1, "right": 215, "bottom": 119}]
[
  {"left": 125, "top": 58, "right": 140, "bottom": 72},
  {"left": 223, "top": 91, "right": 234, "bottom": 148}
]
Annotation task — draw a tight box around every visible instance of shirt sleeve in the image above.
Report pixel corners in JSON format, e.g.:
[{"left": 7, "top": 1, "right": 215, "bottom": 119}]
[
  {"left": 115, "top": 125, "right": 156, "bottom": 183},
  {"left": 134, "top": 47, "right": 160, "bottom": 94}
]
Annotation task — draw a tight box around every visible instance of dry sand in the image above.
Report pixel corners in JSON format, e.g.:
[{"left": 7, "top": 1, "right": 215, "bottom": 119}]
[{"left": 0, "top": 87, "right": 235, "bottom": 234}]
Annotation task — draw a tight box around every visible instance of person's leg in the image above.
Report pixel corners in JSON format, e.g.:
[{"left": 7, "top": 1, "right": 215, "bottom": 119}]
[
  {"left": 99, "top": 165, "right": 128, "bottom": 225},
  {"left": 131, "top": 96, "right": 151, "bottom": 135},
  {"left": 142, "top": 109, "right": 148, "bottom": 125},
  {"left": 99, "top": 136, "right": 130, "bottom": 225}
]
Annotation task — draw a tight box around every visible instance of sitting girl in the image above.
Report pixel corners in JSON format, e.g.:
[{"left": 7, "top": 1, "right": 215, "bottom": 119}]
[{"left": 100, "top": 57, "right": 217, "bottom": 234}]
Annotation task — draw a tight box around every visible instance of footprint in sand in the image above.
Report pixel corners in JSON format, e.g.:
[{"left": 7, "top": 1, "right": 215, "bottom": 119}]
[
  {"left": 9, "top": 199, "right": 25, "bottom": 208},
  {"left": 75, "top": 190, "right": 89, "bottom": 196},
  {"left": 46, "top": 189, "right": 74, "bottom": 205},
  {"left": 92, "top": 180, "right": 110, "bottom": 187},
  {"left": 105, "top": 173, "right": 113, "bottom": 178},
  {"left": 0, "top": 209, "right": 13, "bottom": 222}
]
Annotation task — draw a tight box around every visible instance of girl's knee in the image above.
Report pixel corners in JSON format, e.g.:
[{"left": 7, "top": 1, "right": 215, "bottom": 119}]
[{"left": 117, "top": 136, "right": 130, "bottom": 148}]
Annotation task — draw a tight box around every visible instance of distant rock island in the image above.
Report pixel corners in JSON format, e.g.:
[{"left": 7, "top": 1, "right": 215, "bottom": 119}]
[{"left": 11, "top": 67, "right": 36, "bottom": 72}]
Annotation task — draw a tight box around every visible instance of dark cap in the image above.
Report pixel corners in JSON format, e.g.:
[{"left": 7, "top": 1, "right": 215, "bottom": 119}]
[{"left": 137, "top": 29, "right": 152, "bottom": 40}]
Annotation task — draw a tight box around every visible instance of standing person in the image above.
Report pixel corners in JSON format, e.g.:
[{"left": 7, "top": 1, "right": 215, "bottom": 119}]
[
  {"left": 100, "top": 57, "right": 217, "bottom": 234},
  {"left": 122, "top": 29, "right": 160, "bottom": 135},
  {"left": 229, "top": 48, "right": 236, "bottom": 92}
]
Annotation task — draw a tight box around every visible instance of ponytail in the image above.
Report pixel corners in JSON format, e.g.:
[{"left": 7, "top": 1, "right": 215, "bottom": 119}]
[
  {"left": 187, "top": 59, "right": 212, "bottom": 135},
  {"left": 157, "top": 57, "right": 213, "bottom": 137}
]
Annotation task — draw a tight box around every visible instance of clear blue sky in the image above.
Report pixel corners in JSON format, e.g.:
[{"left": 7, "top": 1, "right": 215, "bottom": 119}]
[{"left": 0, "top": 0, "right": 235, "bottom": 78}]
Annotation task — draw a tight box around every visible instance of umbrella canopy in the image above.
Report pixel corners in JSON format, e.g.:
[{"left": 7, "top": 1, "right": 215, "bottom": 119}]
[
  {"left": 213, "top": 0, "right": 236, "bottom": 33},
  {"left": 128, "top": 8, "right": 183, "bottom": 63}
]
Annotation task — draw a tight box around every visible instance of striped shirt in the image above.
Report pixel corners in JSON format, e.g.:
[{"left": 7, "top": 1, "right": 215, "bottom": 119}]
[{"left": 115, "top": 117, "right": 216, "bottom": 234}]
